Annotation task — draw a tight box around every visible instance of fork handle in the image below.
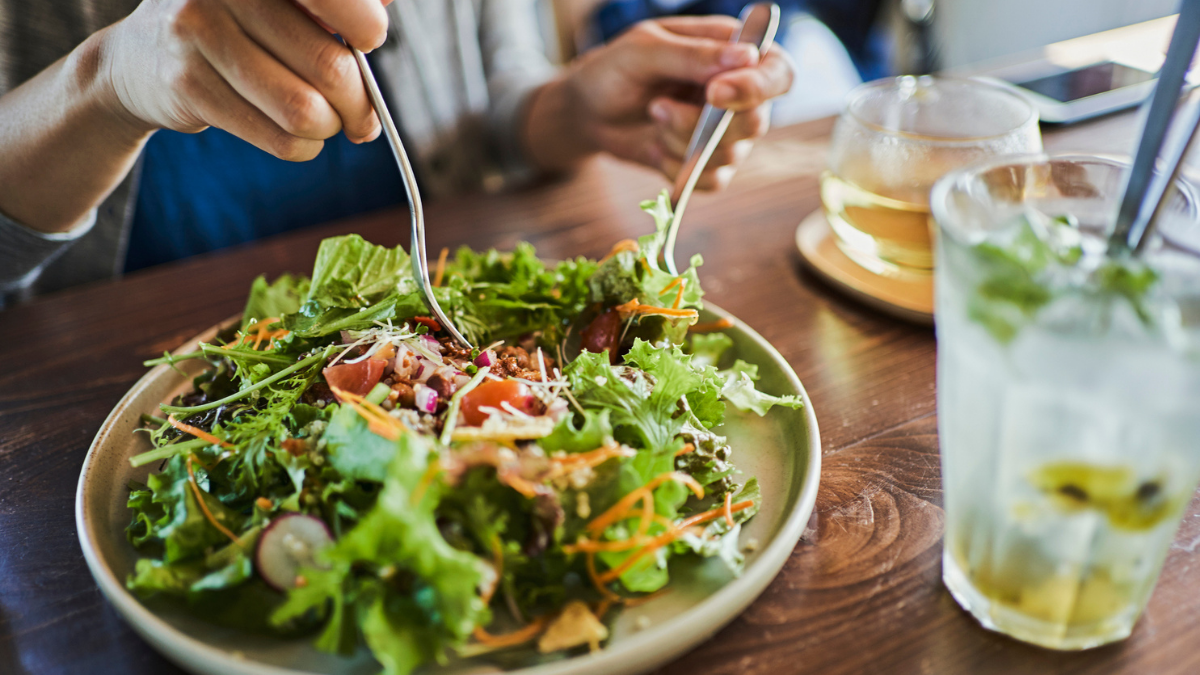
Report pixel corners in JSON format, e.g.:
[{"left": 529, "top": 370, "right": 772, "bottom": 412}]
[{"left": 663, "top": 3, "right": 781, "bottom": 276}]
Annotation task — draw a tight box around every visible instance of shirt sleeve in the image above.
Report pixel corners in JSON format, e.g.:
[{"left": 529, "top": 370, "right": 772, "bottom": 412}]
[
  {"left": 478, "top": 0, "right": 558, "bottom": 184},
  {"left": 0, "top": 208, "right": 97, "bottom": 300}
]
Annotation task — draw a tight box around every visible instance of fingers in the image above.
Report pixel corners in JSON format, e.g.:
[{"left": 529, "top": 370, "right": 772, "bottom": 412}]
[
  {"left": 648, "top": 97, "right": 700, "bottom": 157},
  {"left": 293, "top": 0, "right": 389, "bottom": 52},
  {"left": 653, "top": 15, "right": 739, "bottom": 40},
  {"left": 649, "top": 96, "right": 770, "bottom": 158},
  {"left": 616, "top": 20, "right": 759, "bottom": 85},
  {"left": 182, "top": 55, "right": 324, "bottom": 161},
  {"left": 706, "top": 45, "right": 794, "bottom": 112},
  {"left": 226, "top": 0, "right": 380, "bottom": 142},
  {"left": 189, "top": 5, "right": 342, "bottom": 141}
]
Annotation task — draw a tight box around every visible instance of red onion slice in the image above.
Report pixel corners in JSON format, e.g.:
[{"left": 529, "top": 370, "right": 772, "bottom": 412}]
[{"left": 413, "top": 383, "right": 438, "bottom": 413}]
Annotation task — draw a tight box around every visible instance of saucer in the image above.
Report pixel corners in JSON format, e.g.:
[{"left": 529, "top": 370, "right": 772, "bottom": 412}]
[{"left": 794, "top": 209, "right": 934, "bottom": 325}]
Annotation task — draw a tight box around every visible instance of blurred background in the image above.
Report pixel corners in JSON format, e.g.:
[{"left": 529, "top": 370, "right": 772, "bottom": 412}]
[{"left": 534, "top": 0, "right": 1179, "bottom": 125}]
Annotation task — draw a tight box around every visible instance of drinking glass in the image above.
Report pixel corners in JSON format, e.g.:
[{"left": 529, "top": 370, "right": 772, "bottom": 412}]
[
  {"left": 931, "top": 154, "right": 1200, "bottom": 649},
  {"left": 823, "top": 76, "right": 1042, "bottom": 274}
]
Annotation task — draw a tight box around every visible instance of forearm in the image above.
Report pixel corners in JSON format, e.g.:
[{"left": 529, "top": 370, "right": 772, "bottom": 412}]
[
  {"left": 0, "top": 26, "right": 152, "bottom": 234},
  {"left": 519, "top": 76, "right": 599, "bottom": 174}
]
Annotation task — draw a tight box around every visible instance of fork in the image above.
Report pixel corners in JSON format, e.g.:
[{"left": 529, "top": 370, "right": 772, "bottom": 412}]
[
  {"left": 662, "top": 3, "right": 781, "bottom": 276},
  {"left": 351, "top": 48, "right": 475, "bottom": 349}
]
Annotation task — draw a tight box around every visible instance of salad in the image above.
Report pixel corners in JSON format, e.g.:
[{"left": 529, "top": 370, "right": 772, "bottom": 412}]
[{"left": 124, "top": 193, "right": 802, "bottom": 674}]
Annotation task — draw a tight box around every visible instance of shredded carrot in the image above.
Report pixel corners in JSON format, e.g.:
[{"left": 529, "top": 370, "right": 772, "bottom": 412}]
[
  {"left": 433, "top": 247, "right": 449, "bottom": 287},
  {"left": 586, "top": 472, "right": 704, "bottom": 535},
  {"left": 168, "top": 415, "right": 233, "bottom": 449},
  {"left": 245, "top": 317, "right": 279, "bottom": 329},
  {"left": 723, "top": 492, "right": 734, "bottom": 527},
  {"left": 599, "top": 239, "right": 640, "bottom": 264},
  {"left": 330, "top": 386, "right": 407, "bottom": 440},
  {"left": 672, "top": 279, "right": 686, "bottom": 310},
  {"left": 594, "top": 599, "right": 613, "bottom": 619},
  {"left": 564, "top": 536, "right": 654, "bottom": 554},
  {"left": 613, "top": 298, "right": 699, "bottom": 320},
  {"left": 255, "top": 497, "right": 272, "bottom": 510},
  {"left": 411, "top": 316, "right": 442, "bottom": 333},
  {"left": 587, "top": 502, "right": 754, "bottom": 585},
  {"left": 637, "top": 493, "right": 654, "bottom": 536},
  {"left": 674, "top": 443, "right": 695, "bottom": 457},
  {"left": 186, "top": 456, "right": 239, "bottom": 543},
  {"left": 471, "top": 615, "right": 549, "bottom": 648},
  {"left": 680, "top": 499, "right": 754, "bottom": 530},
  {"left": 549, "top": 444, "right": 636, "bottom": 477},
  {"left": 239, "top": 317, "right": 289, "bottom": 351},
  {"left": 595, "top": 524, "right": 704, "bottom": 584},
  {"left": 688, "top": 317, "right": 734, "bottom": 333},
  {"left": 658, "top": 276, "right": 683, "bottom": 296},
  {"left": 586, "top": 552, "right": 622, "bottom": 602}
]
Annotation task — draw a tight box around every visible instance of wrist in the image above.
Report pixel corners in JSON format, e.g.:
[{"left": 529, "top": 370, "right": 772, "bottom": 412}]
[
  {"left": 71, "top": 23, "right": 156, "bottom": 143},
  {"left": 521, "top": 74, "right": 600, "bottom": 173}
]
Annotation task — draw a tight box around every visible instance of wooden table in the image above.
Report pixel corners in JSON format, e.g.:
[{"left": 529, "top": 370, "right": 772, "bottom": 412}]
[{"left": 5, "top": 112, "right": 1195, "bottom": 675}]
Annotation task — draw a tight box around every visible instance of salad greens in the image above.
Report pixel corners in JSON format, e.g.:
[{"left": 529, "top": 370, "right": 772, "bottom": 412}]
[
  {"left": 968, "top": 214, "right": 1162, "bottom": 342},
  {"left": 125, "top": 192, "right": 802, "bottom": 674}
]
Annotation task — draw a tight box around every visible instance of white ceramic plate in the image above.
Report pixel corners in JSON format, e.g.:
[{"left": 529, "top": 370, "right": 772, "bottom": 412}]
[{"left": 76, "top": 303, "right": 821, "bottom": 675}]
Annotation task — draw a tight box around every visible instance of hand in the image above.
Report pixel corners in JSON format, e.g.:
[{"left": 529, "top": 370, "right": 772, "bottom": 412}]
[
  {"left": 527, "top": 16, "right": 794, "bottom": 189},
  {"left": 101, "top": 0, "right": 391, "bottom": 161}
]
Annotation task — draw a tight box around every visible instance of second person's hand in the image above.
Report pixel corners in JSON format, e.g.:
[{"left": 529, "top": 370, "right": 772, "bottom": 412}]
[
  {"left": 101, "top": 0, "right": 391, "bottom": 161},
  {"left": 523, "top": 16, "right": 795, "bottom": 190}
]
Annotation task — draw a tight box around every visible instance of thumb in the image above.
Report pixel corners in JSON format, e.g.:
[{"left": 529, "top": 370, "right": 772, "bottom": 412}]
[{"left": 617, "top": 22, "right": 759, "bottom": 85}]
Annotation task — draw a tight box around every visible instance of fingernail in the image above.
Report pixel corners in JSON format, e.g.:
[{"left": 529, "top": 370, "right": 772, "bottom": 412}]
[
  {"left": 720, "top": 44, "right": 756, "bottom": 68},
  {"left": 649, "top": 100, "right": 670, "bottom": 123},
  {"left": 710, "top": 82, "right": 738, "bottom": 106}
]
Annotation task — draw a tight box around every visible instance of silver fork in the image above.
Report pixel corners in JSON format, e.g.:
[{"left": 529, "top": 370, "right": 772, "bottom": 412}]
[
  {"left": 662, "top": 2, "right": 780, "bottom": 275},
  {"left": 351, "top": 48, "right": 474, "bottom": 349}
]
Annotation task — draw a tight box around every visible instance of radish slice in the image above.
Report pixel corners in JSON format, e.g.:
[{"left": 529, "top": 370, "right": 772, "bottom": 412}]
[
  {"left": 256, "top": 514, "right": 334, "bottom": 591},
  {"left": 414, "top": 383, "right": 438, "bottom": 413}
]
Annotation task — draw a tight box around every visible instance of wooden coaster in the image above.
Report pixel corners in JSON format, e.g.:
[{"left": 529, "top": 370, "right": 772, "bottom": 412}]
[{"left": 795, "top": 209, "right": 934, "bottom": 325}]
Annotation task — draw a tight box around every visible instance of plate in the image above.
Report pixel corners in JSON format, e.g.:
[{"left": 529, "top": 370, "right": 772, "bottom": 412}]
[
  {"left": 795, "top": 209, "right": 934, "bottom": 325},
  {"left": 76, "top": 303, "right": 821, "bottom": 675}
]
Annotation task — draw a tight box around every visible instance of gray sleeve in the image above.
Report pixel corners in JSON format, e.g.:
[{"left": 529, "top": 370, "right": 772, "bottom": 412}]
[
  {"left": 478, "top": 0, "right": 557, "bottom": 182},
  {"left": 0, "top": 209, "right": 97, "bottom": 301}
]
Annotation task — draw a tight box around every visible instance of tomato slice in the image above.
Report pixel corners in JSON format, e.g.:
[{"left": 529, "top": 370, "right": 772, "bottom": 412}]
[
  {"left": 581, "top": 308, "right": 622, "bottom": 363},
  {"left": 460, "top": 380, "right": 535, "bottom": 426},
  {"left": 323, "top": 358, "right": 388, "bottom": 397}
]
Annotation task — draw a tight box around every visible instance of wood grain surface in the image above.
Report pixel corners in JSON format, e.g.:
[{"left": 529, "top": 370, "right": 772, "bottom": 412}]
[{"left": 5, "top": 111, "right": 1194, "bottom": 675}]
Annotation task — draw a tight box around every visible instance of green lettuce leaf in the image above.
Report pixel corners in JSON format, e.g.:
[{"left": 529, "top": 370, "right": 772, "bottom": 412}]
[
  {"left": 687, "top": 332, "right": 733, "bottom": 368},
  {"left": 284, "top": 291, "right": 430, "bottom": 338},
  {"left": 322, "top": 403, "right": 398, "bottom": 483},
  {"left": 719, "top": 369, "right": 804, "bottom": 416},
  {"left": 131, "top": 455, "right": 247, "bottom": 563},
  {"left": 540, "top": 409, "right": 614, "bottom": 453},
  {"left": 306, "top": 235, "right": 414, "bottom": 308},
  {"left": 242, "top": 274, "right": 311, "bottom": 331},
  {"left": 587, "top": 191, "right": 704, "bottom": 344},
  {"left": 672, "top": 479, "right": 761, "bottom": 575},
  {"left": 275, "top": 432, "right": 488, "bottom": 675},
  {"left": 443, "top": 244, "right": 598, "bottom": 346}
]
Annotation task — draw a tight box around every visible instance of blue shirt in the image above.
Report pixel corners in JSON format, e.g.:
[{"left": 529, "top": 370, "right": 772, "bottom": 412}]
[{"left": 125, "top": 126, "right": 406, "bottom": 272}]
